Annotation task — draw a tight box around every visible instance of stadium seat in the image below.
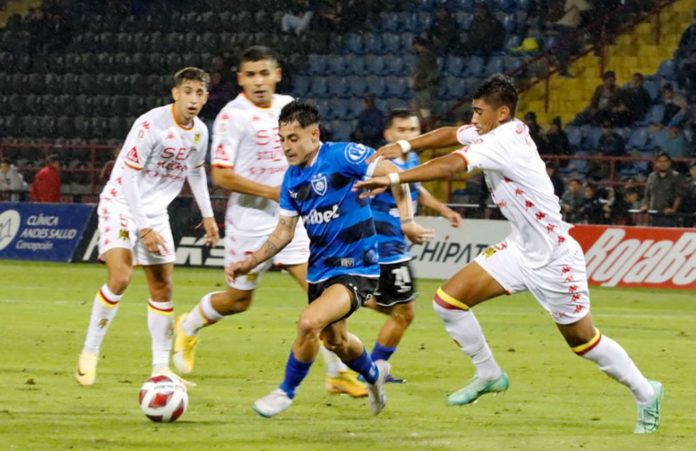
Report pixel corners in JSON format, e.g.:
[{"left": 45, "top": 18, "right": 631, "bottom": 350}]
[
  {"left": 642, "top": 104, "right": 665, "bottom": 126},
  {"left": 292, "top": 75, "right": 311, "bottom": 97},
  {"left": 583, "top": 126, "right": 603, "bottom": 149},
  {"left": 308, "top": 76, "right": 329, "bottom": 98},
  {"left": 365, "top": 75, "right": 387, "bottom": 98},
  {"left": 344, "top": 33, "right": 365, "bottom": 54},
  {"left": 308, "top": 54, "right": 328, "bottom": 75},
  {"left": 464, "top": 56, "right": 485, "bottom": 77},
  {"left": 329, "top": 120, "right": 353, "bottom": 141},
  {"left": 384, "top": 76, "right": 409, "bottom": 98},
  {"left": 346, "top": 97, "right": 364, "bottom": 117},
  {"left": 565, "top": 126, "right": 583, "bottom": 149},
  {"left": 399, "top": 33, "right": 415, "bottom": 53},
  {"left": 57, "top": 116, "right": 75, "bottom": 139},
  {"left": 327, "top": 76, "right": 348, "bottom": 98},
  {"left": 75, "top": 94, "right": 94, "bottom": 116},
  {"left": 504, "top": 55, "right": 525, "bottom": 73},
  {"left": 455, "top": 12, "right": 473, "bottom": 30},
  {"left": 485, "top": 58, "right": 505, "bottom": 76},
  {"left": 382, "top": 54, "right": 404, "bottom": 76},
  {"left": 381, "top": 33, "right": 401, "bottom": 55},
  {"left": 328, "top": 98, "right": 350, "bottom": 120},
  {"left": 444, "top": 56, "right": 465, "bottom": 76},
  {"left": 380, "top": 12, "right": 399, "bottom": 32},
  {"left": 627, "top": 127, "right": 649, "bottom": 150},
  {"left": 502, "top": 14, "right": 517, "bottom": 33},
  {"left": 442, "top": 76, "right": 467, "bottom": 100},
  {"left": 369, "top": 55, "right": 387, "bottom": 76},
  {"left": 326, "top": 55, "right": 346, "bottom": 75},
  {"left": 347, "top": 76, "right": 369, "bottom": 97},
  {"left": 657, "top": 59, "right": 675, "bottom": 80},
  {"left": 363, "top": 33, "right": 384, "bottom": 55},
  {"left": 345, "top": 54, "right": 367, "bottom": 76}
]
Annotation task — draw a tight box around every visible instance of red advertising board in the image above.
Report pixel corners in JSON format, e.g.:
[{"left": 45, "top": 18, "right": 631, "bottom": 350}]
[{"left": 570, "top": 225, "right": 696, "bottom": 290}]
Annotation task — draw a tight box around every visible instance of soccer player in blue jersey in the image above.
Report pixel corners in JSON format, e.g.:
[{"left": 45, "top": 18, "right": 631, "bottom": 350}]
[
  {"left": 365, "top": 109, "right": 461, "bottom": 383},
  {"left": 227, "top": 100, "right": 432, "bottom": 417}
]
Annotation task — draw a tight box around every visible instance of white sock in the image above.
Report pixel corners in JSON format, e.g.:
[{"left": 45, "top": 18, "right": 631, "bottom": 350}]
[
  {"left": 181, "top": 292, "right": 224, "bottom": 336},
  {"left": 320, "top": 344, "right": 350, "bottom": 377},
  {"left": 148, "top": 299, "right": 174, "bottom": 369},
  {"left": 82, "top": 284, "right": 122, "bottom": 354},
  {"left": 580, "top": 333, "right": 655, "bottom": 404},
  {"left": 433, "top": 301, "right": 502, "bottom": 381}
]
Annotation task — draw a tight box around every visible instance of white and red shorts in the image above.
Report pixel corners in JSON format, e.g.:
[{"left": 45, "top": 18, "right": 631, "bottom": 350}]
[
  {"left": 474, "top": 237, "right": 591, "bottom": 325},
  {"left": 223, "top": 222, "right": 310, "bottom": 290},
  {"left": 97, "top": 202, "right": 175, "bottom": 266}
]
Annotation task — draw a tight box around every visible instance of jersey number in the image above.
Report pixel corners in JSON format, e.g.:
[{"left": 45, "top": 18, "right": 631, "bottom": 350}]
[{"left": 391, "top": 266, "right": 412, "bottom": 293}]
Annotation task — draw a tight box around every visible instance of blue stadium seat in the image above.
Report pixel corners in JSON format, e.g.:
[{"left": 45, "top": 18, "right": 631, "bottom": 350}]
[
  {"left": 569, "top": 150, "right": 590, "bottom": 173},
  {"left": 327, "top": 76, "right": 349, "bottom": 98},
  {"left": 344, "top": 33, "right": 365, "bottom": 54},
  {"left": 292, "top": 75, "right": 311, "bottom": 97},
  {"left": 583, "top": 126, "right": 603, "bottom": 149},
  {"left": 504, "top": 55, "right": 525, "bottom": 72},
  {"left": 315, "top": 98, "right": 332, "bottom": 119},
  {"left": 308, "top": 76, "right": 329, "bottom": 98},
  {"left": 381, "top": 33, "right": 401, "bottom": 54},
  {"left": 657, "top": 59, "right": 675, "bottom": 80},
  {"left": 380, "top": 12, "right": 399, "bottom": 32},
  {"left": 565, "top": 125, "right": 583, "bottom": 149},
  {"left": 502, "top": 14, "right": 517, "bottom": 33},
  {"left": 308, "top": 54, "right": 328, "bottom": 75},
  {"left": 385, "top": 97, "right": 408, "bottom": 112},
  {"left": 347, "top": 97, "right": 364, "bottom": 117},
  {"left": 365, "top": 75, "right": 387, "bottom": 98},
  {"left": 364, "top": 33, "right": 384, "bottom": 55},
  {"left": 643, "top": 79, "right": 659, "bottom": 100},
  {"left": 345, "top": 54, "right": 368, "bottom": 76},
  {"left": 346, "top": 76, "right": 369, "bottom": 97},
  {"left": 369, "top": 55, "right": 388, "bottom": 76},
  {"left": 399, "top": 33, "right": 415, "bottom": 53},
  {"left": 455, "top": 12, "right": 473, "bottom": 30},
  {"left": 465, "top": 56, "right": 485, "bottom": 77},
  {"left": 444, "top": 56, "right": 466, "bottom": 76},
  {"left": 328, "top": 98, "right": 350, "bottom": 120},
  {"left": 326, "top": 55, "right": 346, "bottom": 75},
  {"left": 442, "top": 76, "right": 467, "bottom": 100},
  {"left": 494, "top": 0, "right": 520, "bottom": 13},
  {"left": 543, "top": 35, "right": 559, "bottom": 51},
  {"left": 382, "top": 54, "right": 404, "bottom": 76},
  {"left": 643, "top": 104, "right": 665, "bottom": 125},
  {"left": 417, "top": 0, "right": 439, "bottom": 12},
  {"left": 504, "top": 34, "right": 522, "bottom": 50},
  {"left": 329, "top": 120, "right": 353, "bottom": 141},
  {"left": 485, "top": 57, "right": 505, "bottom": 76},
  {"left": 627, "top": 127, "right": 649, "bottom": 149},
  {"left": 384, "top": 76, "right": 409, "bottom": 99}
]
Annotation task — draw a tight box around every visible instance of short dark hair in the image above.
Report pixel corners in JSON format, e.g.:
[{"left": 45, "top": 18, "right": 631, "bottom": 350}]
[
  {"left": 569, "top": 178, "right": 582, "bottom": 184},
  {"left": 473, "top": 73, "right": 518, "bottom": 116},
  {"left": 603, "top": 70, "right": 616, "bottom": 80},
  {"left": 47, "top": 154, "right": 61, "bottom": 164},
  {"left": 239, "top": 45, "right": 279, "bottom": 67},
  {"left": 279, "top": 100, "right": 320, "bottom": 128},
  {"left": 387, "top": 108, "right": 419, "bottom": 127},
  {"left": 655, "top": 151, "right": 671, "bottom": 161},
  {"left": 173, "top": 67, "right": 210, "bottom": 89}
]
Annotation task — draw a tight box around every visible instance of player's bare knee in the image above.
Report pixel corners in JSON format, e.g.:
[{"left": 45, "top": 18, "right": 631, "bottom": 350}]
[
  {"left": 296, "top": 314, "right": 322, "bottom": 339},
  {"left": 107, "top": 271, "right": 131, "bottom": 294}
]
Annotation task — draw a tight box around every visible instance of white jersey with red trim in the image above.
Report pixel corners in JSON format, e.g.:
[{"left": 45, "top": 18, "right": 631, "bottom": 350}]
[
  {"left": 211, "top": 93, "right": 294, "bottom": 236},
  {"left": 454, "top": 120, "right": 570, "bottom": 268},
  {"left": 100, "top": 104, "right": 209, "bottom": 217}
]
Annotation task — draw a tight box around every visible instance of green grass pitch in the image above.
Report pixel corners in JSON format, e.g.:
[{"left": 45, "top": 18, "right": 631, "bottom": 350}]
[{"left": 0, "top": 260, "right": 694, "bottom": 450}]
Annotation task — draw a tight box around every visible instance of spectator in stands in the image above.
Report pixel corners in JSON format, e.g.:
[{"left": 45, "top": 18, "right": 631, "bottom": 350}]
[
  {"left": 624, "top": 187, "right": 642, "bottom": 211},
  {"left": 551, "top": 0, "right": 592, "bottom": 77},
  {"left": 579, "top": 181, "right": 610, "bottom": 224},
  {"left": 653, "top": 126, "right": 691, "bottom": 160},
  {"left": 546, "top": 161, "right": 565, "bottom": 197},
  {"left": 544, "top": 116, "right": 571, "bottom": 163},
  {"left": 281, "top": 0, "right": 313, "bottom": 36},
  {"left": 524, "top": 112, "right": 546, "bottom": 152},
  {"left": 202, "top": 72, "right": 234, "bottom": 120},
  {"left": 410, "top": 36, "right": 440, "bottom": 124},
  {"left": 614, "top": 73, "right": 652, "bottom": 126},
  {"left": 561, "top": 178, "right": 585, "bottom": 223},
  {"left": 681, "top": 162, "right": 696, "bottom": 227},
  {"left": 427, "top": 6, "right": 459, "bottom": 55},
  {"left": 352, "top": 95, "right": 385, "bottom": 148},
  {"left": 0, "top": 158, "right": 28, "bottom": 201},
  {"left": 462, "top": 4, "right": 505, "bottom": 60},
  {"left": 598, "top": 120, "right": 626, "bottom": 157},
  {"left": 677, "top": 49, "right": 696, "bottom": 103},
  {"left": 585, "top": 70, "right": 620, "bottom": 125},
  {"left": 313, "top": 1, "right": 342, "bottom": 32},
  {"left": 641, "top": 152, "right": 683, "bottom": 227},
  {"left": 31, "top": 154, "right": 62, "bottom": 203},
  {"left": 658, "top": 83, "right": 688, "bottom": 127}
]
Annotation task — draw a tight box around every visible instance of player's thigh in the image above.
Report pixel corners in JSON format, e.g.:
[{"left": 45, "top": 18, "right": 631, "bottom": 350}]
[
  {"left": 441, "top": 241, "right": 525, "bottom": 307},
  {"left": 300, "top": 283, "right": 354, "bottom": 332},
  {"left": 223, "top": 231, "right": 272, "bottom": 290},
  {"left": 522, "top": 238, "right": 592, "bottom": 328},
  {"left": 133, "top": 217, "right": 176, "bottom": 266}
]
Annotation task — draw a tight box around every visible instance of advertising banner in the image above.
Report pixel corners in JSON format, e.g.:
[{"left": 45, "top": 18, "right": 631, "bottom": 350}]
[
  {"left": 0, "top": 202, "right": 95, "bottom": 262},
  {"left": 408, "top": 217, "right": 511, "bottom": 279},
  {"left": 570, "top": 224, "right": 696, "bottom": 290}
]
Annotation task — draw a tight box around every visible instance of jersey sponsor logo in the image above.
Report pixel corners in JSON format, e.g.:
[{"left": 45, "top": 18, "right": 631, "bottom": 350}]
[
  {"left": 311, "top": 175, "right": 327, "bottom": 196},
  {"left": 572, "top": 225, "right": 696, "bottom": 289},
  {"left": 126, "top": 146, "right": 140, "bottom": 164},
  {"left": 344, "top": 143, "right": 370, "bottom": 164},
  {"left": 303, "top": 204, "right": 340, "bottom": 225}
]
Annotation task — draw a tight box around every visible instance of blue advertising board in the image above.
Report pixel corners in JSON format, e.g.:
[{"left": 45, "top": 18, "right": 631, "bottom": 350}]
[{"left": 0, "top": 202, "right": 95, "bottom": 262}]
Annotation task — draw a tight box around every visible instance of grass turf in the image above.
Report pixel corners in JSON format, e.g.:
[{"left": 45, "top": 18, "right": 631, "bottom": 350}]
[{"left": 0, "top": 260, "right": 694, "bottom": 450}]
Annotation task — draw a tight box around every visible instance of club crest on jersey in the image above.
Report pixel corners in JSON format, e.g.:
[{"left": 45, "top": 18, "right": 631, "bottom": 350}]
[
  {"left": 194, "top": 133, "right": 201, "bottom": 145},
  {"left": 126, "top": 146, "right": 140, "bottom": 164},
  {"left": 344, "top": 143, "right": 370, "bottom": 164},
  {"left": 311, "top": 175, "right": 327, "bottom": 196}
]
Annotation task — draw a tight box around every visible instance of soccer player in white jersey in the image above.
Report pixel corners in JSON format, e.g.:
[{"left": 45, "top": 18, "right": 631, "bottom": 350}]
[
  {"left": 172, "top": 46, "right": 366, "bottom": 397},
  {"left": 75, "top": 67, "right": 219, "bottom": 386},
  {"left": 356, "top": 74, "right": 663, "bottom": 434}
]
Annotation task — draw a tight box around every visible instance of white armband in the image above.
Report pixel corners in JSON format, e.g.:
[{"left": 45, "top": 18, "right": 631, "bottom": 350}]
[
  {"left": 396, "top": 139, "right": 411, "bottom": 154},
  {"left": 388, "top": 172, "right": 401, "bottom": 186}
]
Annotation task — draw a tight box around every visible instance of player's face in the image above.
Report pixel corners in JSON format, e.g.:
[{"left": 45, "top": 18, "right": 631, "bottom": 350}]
[
  {"left": 237, "top": 59, "right": 281, "bottom": 108},
  {"left": 471, "top": 98, "right": 510, "bottom": 135},
  {"left": 278, "top": 120, "right": 320, "bottom": 166},
  {"left": 384, "top": 116, "right": 421, "bottom": 143},
  {"left": 172, "top": 79, "right": 208, "bottom": 124}
]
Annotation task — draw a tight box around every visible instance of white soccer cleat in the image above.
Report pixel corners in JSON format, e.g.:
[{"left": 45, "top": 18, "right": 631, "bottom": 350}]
[
  {"left": 253, "top": 388, "right": 293, "bottom": 418},
  {"left": 367, "top": 360, "right": 390, "bottom": 415},
  {"left": 75, "top": 351, "right": 98, "bottom": 386},
  {"left": 151, "top": 366, "right": 197, "bottom": 389}
]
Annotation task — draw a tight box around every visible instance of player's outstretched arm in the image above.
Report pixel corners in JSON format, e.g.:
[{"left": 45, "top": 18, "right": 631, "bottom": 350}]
[
  {"left": 369, "top": 126, "right": 460, "bottom": 162},
  {"left": 225, "top": 215, "right": 298, "bottom": 283},
  {"left": 211, "top": 166, "right": 280, "bottom": 202},
  {"left": 417, "top": 186, "right": 462, "bottom": 228},
  {"left": 356, "top": 153, "right": 467, "bottom": 198}
]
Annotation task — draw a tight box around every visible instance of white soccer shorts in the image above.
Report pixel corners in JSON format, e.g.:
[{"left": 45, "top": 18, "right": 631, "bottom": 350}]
[
  {"left": 223, "top": 222, "right": 310, "bottom": 291},
  {"left": 97, "top": 202, "right": 175, "bottom": 266},
  {"left": 474, "top": 237, "right": 591, "bottom": 325}
]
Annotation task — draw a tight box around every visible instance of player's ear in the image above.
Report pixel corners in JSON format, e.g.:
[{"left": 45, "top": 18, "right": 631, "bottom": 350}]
[
  {"left": 274, "top": 66, "right": 282, "bottom": 83},
  {"left": 498, "top": 104, "right": 510, "bottom": 122},
  {"left": 312, "top": 124, "right": 320, "bottom": 141},
  {"left": 171, "top": 86, "right": 179, "bottom": 102},
  {"left": 383, "top": 127, "right": 392, "bottom": 142}
]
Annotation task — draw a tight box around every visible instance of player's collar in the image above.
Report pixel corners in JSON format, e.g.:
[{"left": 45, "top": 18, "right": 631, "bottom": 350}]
[
  {"left": 241, "top": 92, "right": 274, "bottom": 110},
  {"left": 307, "top": 142, "right": 322, "bottom": 167}
]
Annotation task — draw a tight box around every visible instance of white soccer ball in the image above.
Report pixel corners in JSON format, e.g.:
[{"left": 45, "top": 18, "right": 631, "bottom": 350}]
[{"left": 138, "top": 374, "right": 188, "bottom": 422}]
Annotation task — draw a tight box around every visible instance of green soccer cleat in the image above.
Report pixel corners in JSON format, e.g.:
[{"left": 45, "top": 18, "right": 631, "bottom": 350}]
[
  {"left": 634, "top": 380, "right": 664, "bottom": 434},
  {"left": 447, "top": 371, "right": 510, "bottom": 406}
]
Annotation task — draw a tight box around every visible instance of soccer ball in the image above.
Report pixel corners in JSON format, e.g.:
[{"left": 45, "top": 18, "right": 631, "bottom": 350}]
[{"left": 138, "top": 374, "right": 188, "bottom": 422}]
